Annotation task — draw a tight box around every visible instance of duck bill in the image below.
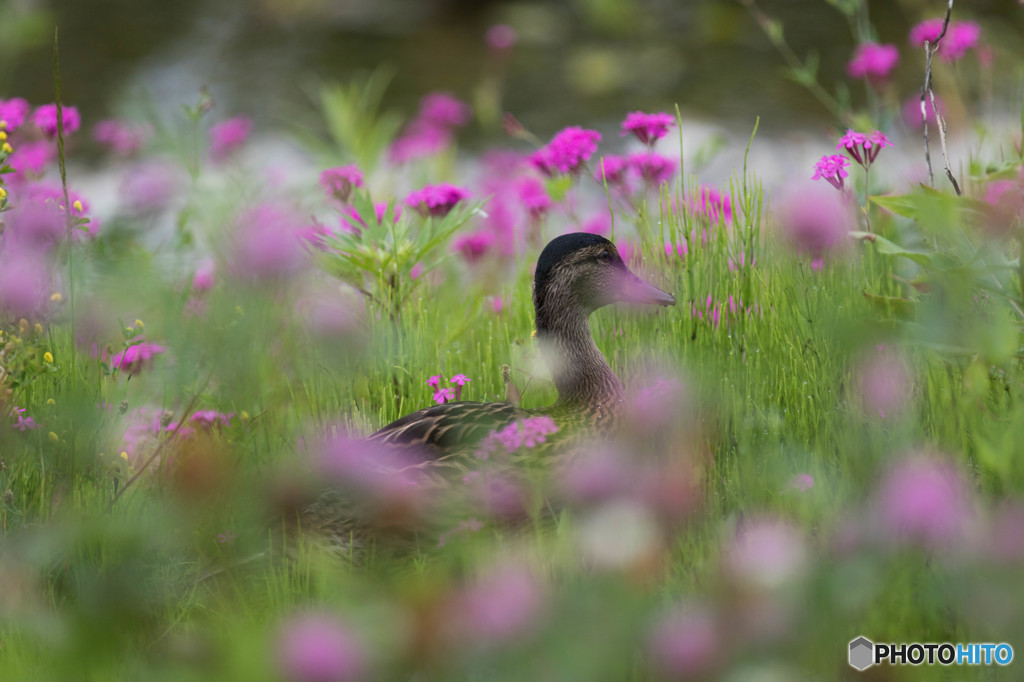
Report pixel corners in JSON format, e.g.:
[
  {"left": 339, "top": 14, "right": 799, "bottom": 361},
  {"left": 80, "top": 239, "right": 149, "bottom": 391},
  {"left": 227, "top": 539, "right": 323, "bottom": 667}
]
[{"left": 618, "top": 270, "right": 676, "bottom": 306}]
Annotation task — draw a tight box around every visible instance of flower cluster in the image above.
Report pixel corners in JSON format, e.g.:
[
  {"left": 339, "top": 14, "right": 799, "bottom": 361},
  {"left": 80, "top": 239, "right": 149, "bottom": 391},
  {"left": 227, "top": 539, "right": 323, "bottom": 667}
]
[
  {"left": 529, "top": 126, "right": 601, "bottom": 176},
  {"left": 93, "top": 119, "right": 152, "bottom": 156},
  {"left": 427, "top": 373, "right": 472, "bottom": 403},
  {"left": 404, "top": 183, "right": 471, "bottom": 218},
  {"left": 909, "top": 18, "right": 981, "bottom": 62},
  {"left": 811, "top": 154, "right": 851, "bottom": 191},
  {"left": 476, "top": 416, "right": 559, "bottom": 459},
  {"left": 620, "top": 111, "right": 675, "bottom": 146},
  {"left": 836, "top": 129, "right": 891, "bottom": 170},
  {"left": 846, "top": 42, "right": 899, "bottom": 83},
  {"left": 594, "top": 152, "right": 678, "bottom": 190},
  {"left": 389, "top": 92, "right": 470, "bottom": 163},
  {"left": 319, "top": 165, "right": 365, "bottom": 203},
  {"left": 209, "top": 117, "right": 252, "bottom": 162}
]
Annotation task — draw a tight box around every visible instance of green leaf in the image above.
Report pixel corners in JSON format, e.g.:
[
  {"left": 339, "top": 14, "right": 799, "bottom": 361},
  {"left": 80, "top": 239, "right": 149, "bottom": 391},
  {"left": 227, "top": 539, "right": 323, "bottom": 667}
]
[
  {"left": 868, "top": 194, "right": 918, "bottom": 219},
  {"left": 862, "top": 292, "right": 916, "bottom": 319},
  {"left": 850, "top": 231, "right": 934, "bottom": 266}
]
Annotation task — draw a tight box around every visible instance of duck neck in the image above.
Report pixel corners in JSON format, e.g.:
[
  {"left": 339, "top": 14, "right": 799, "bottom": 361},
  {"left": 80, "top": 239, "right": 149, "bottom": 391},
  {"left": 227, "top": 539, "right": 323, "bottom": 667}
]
[{"left": 535, "top": 301, "right": 623, "bottom": 409}]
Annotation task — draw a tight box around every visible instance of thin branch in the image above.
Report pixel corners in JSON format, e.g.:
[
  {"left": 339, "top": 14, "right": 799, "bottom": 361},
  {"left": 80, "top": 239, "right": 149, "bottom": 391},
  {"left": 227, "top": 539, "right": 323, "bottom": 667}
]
[{"left": 920, "top": 0, "right": 962, "bottom": 195}]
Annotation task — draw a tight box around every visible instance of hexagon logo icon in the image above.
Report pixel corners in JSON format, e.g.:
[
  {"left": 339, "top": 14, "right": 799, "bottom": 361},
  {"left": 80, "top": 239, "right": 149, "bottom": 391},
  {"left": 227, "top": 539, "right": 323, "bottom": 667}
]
[{"left": 849, "top": 636, "right": 874, "bottom": 671}]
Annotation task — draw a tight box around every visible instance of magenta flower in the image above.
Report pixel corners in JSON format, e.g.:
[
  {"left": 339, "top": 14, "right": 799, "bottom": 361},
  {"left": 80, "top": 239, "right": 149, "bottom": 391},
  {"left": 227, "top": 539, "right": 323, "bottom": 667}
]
[
  {"left": 486, "top": 24, "right": 518, "bottom": 51},
  {"left": 877, "top": 454, "right": 972, "bottom": 549},
  {"left": 426, "top": 375, "right": 442, "bottom": 389},
  {"left": 910, "top": 18, "right": 981, "bottom": 62},
  {"left": 0, "top": 97, "right": 30, "bottom": 130},
  {"left": 593, "top": 155, "right": 629, "bottom": 185},
  {"left": 433, "top": 387, "right": 456, "bottom": 404},
  {"left": 319, "top": 165, "right": 364, "bottom": 203},
  {"left": 450, "top": 373, "right": 471, "bottom": 386},
  {"left": 726, "top": 518, "right": 807, "bottom": 589},
  {"left": 10, "top": 407, "right": 39, "bottom": 432},
  {"left": 581, "top": 214, "right": 611, "bottom": 236},
  {"left": 855, "top": 347, "right": 911, "bottom": 418},
  {"left": 516, "top": 176, "right": 552, "bottom": 220},
  {"left": 276, "top": 612, "right": 367, "bottom": 682},
  {"left": 777, "top": 183, "right": 854, "bottom": 266},
  {"left": 649, "top": 604, "right": 721, "bottom": 679},
  {"left": 419, "top": 93, "right": 470, "bottom": 129},
  {"left": 811, "top": 154, "right": 851, "bottom": 191},
  {"left": 529, "top": 126, "right": 601, "bottom": 176},
  {"left": 787, "top": 473, "right": 815, "bottom": 492},
  {"left": 477, "top": 416, "right": 558, "bottom": 460},
  {"left": 209, "top": 117, "right": 252, "bottom": 161},
  {"left": 9, "top": 140, "right": 55, "bottom": 182},
  {"left": 404, "top": 183, "right": 470, "bottom": 217},
  {"left": 620, "top": 111, "right": 675, "bottom": 146},
  {"left": 119, "top": 162, "right": 179, "bottom": 214},
  {"left": 341, "top": 201, "right": 398, "bottom": 234},
  {"left": 112, "top": 341, "right": 167, "bottom": 375},
  {"left": 847, "top": 42, "right": 899, "bottom": 83},
  {"left": 628, "top": 151, "right": 678, "bottom": 186},
  {"left": 190, "top": 410, "right": 233, "bottom": 429},
  {"left": 230, "top": 203, "right": 309, "bottom": 281},
  {"left": 93, "top": 119, "right": 151, "bottom": 156},
  {"left": 0, "top": 252, "right": 51, "bottom": 318},
  {"left": 446, "top": 563, "right": 544, "bottom": 646},
  {"left": 2, "top": 195, "right": 65, "bottom": 253},
  {"left": 191, "top": 260, "right": 216, "bottom": 293},
  {"left": 689, "top": 185, "right": 732, "bottom": 224},
  {"left": 388, "top": 124, "right": 451, "bottom": 163},
  {"left": 32, "top": 104, "right": 80, "bottom": 137},
  {"left": 909, "top": 18, "right": 944, "bottom": 47},
  {"left": 836, "top": 129, "right": 892, "bottom": 169}
]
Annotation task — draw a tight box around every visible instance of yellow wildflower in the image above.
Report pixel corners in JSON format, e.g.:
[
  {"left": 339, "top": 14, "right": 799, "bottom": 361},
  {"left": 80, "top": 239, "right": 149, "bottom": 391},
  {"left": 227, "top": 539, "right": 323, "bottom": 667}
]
[
  {"left": 0, "top": 187, "right": 7, "bottom": 200},
  {"left": 48, "top": 432, "right": 59, "bottom": 443},
  {"left": 34, "top": 323, "right": 43, "bottom": 334},
  {"left": 1, "top": 142, "right": 12, "bottom": 154},
  {"left": 73, "top": 200, "right": 83, "bottom": 213},
  {"left": 135, "top": 319, "right": 144, "bottom": 328},
  {"left": 0, "top": 131, "right": 6, "bottom": 140},
  {"left": 120, "top": 452, "right": 129, "bottom": 461},
  {"left": 44, "top": 351, "right": 54, "bottom": 363},
  {"left": 46, "top": 398, "right": 56, "bottom": 406},
  {"left": 50, "top": 292, "right": 63, "bottom": 302}
]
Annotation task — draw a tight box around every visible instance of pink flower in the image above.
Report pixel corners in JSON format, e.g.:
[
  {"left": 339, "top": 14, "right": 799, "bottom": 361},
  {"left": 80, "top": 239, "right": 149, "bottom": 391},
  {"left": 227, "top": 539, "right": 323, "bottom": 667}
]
[
  {"left": 909, "top": 18, "right": 944, "bottom": 47},
  {"left": 628, "top": 151, "right": 677, "bottom": 186},
  {"left": 426, "top": 375, "right": 442, "bottom": 389},
  {"left": 726, "top": 518, "right": 807, "bottom": 589},
  {"left": 491, "top": 296, "right": 503, "bottom": 315},
  {"left": 388, "top": 124, "right": 451, "bottom": 163},
  {"left": 404, "top": 183, "right": 470, "bottom": 217},
  {"left": 855, "top": 348, "right": 911, "bottom": 418},
  {"left": 777, "top": 183, "right": 854, "bottom": 265},
  {"left": 112, "top": 341, "right": 167, "bottom": 375},
  {"left": 593, "top": 155, "right": 629, "bottom": 184},
  {"left": 516, "top": 176, "right": 552, "bottom": 219},
  {"left": 230, "top": 204, "right": 309, "bottom": 281},
  {"left": 433, "top": 387, "right": 456, "bottom": 404},
  {"left": 341, "top": 202, "right": 398, "bottom": 234},
  {"left": 119, "top": 162, "right": 179, "bottom": 214},
  {"left": 276, "top": 612, "right": 367, "bottom": 682},
  {"left": 529, "top": 126, "right": 601, "bottom": 176},
  {"left": 10, "top": 406, "right": 39, "bottom": 432},
  {"left": 449, "top": 373, "right": 471, "bottom": 386},
  {"left": 446, "top": 563, "right": 544, "bottom": 646},
  {"left": 0, "top": 252, "right": 51, "bottom": 318},
  {"left": 811, "top": 154, "right": 851, "bottom": 191},
  {"left": 93, "top": 119, "right": 151, "bottom": 156},
  {"left": 943, "top": 21, "right": 981, "bottom": 61},
  {"left": 192, "top": 260, "right": 216, "bottom": 292},
  {"left": 0, "top": 98, "right": 30, "bottom": 130},
  {"left": 689, "top": 185, "right": 732, "bottom": 224},
  {"left": 419, "top": 93, "right": 470, "bottom": 128},
  {"left": 209, "top": 117, "right": 252, "bottom": 161},
  {"left": 663, "top": 240, "right": 686, "bottom": 259},
  {"left": 486, "top": 24, "right": 518, "bottom": 51},
  {"left": 477, "top": 416, "right": 558, "bottom": 459},
  {"left": 620, "top": 111, "right": 675, "bottom": 146},
  {"left": 846, "top": 43, "right": 899, "bottom": 82},
  {"left": 2, "top": 194, "right": 65, "bottom": 253},
  {"left": 32, "top": 104, "right": 81, "bottom": 137},
  {"left": 836, "top": 129, "right": 892, "bottom": 169},
  {"left": 581, "top": 214, "right": 611, "bottom": 236},
  {"left": 877, "top": 454, "right": 972, "bottom": 549},
  {"left": 649, "top": 604, "right": 721, "bottom": 678},
  {"left": 788, "top": 473, "right": 815, "bottom": 492},
  {"left": 452, "top": 230, "right": 494, "bottom": 264},
  {"left": 319, "top": 165, "right": 364, "bottom": 203},
  {"left": 9, "top": 140, "right": 55, "bottom": 182},
  {"left": 190, "top": 410, "right": 233, "bottom": 429}
]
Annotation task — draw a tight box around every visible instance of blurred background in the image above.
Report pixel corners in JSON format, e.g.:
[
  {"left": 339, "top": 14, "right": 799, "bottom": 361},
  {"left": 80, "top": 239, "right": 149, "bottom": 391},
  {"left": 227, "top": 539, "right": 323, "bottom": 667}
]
[{"left": 3, "top": 0, "right": 1023, "bottom": 150}]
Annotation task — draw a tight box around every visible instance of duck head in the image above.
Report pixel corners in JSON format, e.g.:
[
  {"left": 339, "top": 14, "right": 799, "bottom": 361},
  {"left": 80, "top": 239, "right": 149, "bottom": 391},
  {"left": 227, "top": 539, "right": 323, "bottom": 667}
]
[{"left": 533, "top": 232, "right": 675, "bottom": 329}]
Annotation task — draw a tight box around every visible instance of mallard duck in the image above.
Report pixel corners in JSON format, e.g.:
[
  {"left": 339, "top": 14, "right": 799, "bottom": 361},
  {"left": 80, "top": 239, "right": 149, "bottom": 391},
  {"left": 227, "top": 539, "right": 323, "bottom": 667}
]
[{"left": 369, "top": 232, "right": 675, "bottom": 455}]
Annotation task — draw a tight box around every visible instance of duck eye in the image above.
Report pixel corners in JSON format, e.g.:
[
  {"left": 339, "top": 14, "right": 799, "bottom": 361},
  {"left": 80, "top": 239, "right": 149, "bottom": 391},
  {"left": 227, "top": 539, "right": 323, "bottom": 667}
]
[{"left": 596, "top": 250, "right": 611, "bottom": 261}]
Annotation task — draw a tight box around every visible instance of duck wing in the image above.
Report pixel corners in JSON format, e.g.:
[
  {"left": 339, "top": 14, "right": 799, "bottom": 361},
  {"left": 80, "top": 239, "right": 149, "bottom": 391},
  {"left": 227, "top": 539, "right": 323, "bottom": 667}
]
[{"left": 368, "top": 400, "right": 531, "bottom": 456}]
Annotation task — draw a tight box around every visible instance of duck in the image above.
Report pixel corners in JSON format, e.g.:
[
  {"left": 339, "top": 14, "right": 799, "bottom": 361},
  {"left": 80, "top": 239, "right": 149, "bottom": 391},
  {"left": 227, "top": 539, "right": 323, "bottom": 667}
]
[{"left": 368, "top": 232, "right": 675, "bottom": 456}]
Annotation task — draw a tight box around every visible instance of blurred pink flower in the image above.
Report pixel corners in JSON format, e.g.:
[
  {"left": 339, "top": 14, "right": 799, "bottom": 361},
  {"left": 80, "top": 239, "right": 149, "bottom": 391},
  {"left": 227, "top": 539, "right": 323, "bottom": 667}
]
[
  {"left": 777, "top": 182, "right": 855, "bottom": 265},
  {"left": 9, "top": 140, "right": 55, "bottom": 182},
  {"left": 516, "top": 176, "right": 552, "bottom": 219},
  {"left": 433, "top": 387, "right": 455, "bottom": 404},
  {"left": 388, "top": 124, "right": 451, "bottom": 163},
  {"left": 276, "top": 612, "right": 366, "bottom": 682},
  {"left": 649, "top": 604, "right": 721, "bottom": 678},
  {"left": 230, "top": 204, "right": 309, "bottom": 281},
  {"left": 909, "top": 18, "right": 944, "bottom": 47},
  {"left": 476, "top": 416, "right": 558, "bottom": 459},
  {"left": 192, "top": 260, "right": 216, "bottom": 292},
  {"left": 593, "top": 155, "right": 629, "bottom": 185},
  {"left": 902, "top": 94, "right": 943, "bottom": 129},
  {"left": 32, "top": 104, "right": 80, "bottom": 137},
  {"left": 341, "top": 201, "right": 398, "bottom": 234},
  {"left": 558, "top": 446, "right": 631, "bottom": 505},
  {"left": 119, "top": 162, "right": 179, "bottom": 213},
  {"left": 209, "top": 117, "right": 252, "bottom": 161},
  {"left": 629, "top": 152, "right": 677, "bottom": 186},
  {"left": 404, "top": 183, "right": 470, "bottom": 217},
  {"left": 10, "top": 406, "right": 39, "bottom": 432},
  {"left": 726, "top": 518, "right": 807, "bottom": 590},
  {"left": 982, "top": 176, "right": 1024, "bottom": 236},
  {"left": 319, "top": 165, "right": 364, "bottom": 203},
  {"left": 490, "top": 296, "right": 503, "bottom": 315},
  {"left": 0, "top": 97, "right": 30, "bottom": 130},
  {"left": 910, "top": 19, "right": 981, "bottom": 62},
  {"left": 855, "top": 348, "right": 912, "bottom": 418},
  {"left": 447, "top": 563, "right": 544, "bottom": 646},
  {"left": 316, "top": 431, "right": 424, "bottom": 506},
  {"left": 486, "top": 24, "right": 518, "bottom": 51},
  {"left": 788, "top": 473, "right": 815, "bottom": 492},
  {"left": 812, "top": 154, "right": 851, "bottom": 191},
  {"left": 419, "top": 93, "right": 470, "bottom": 129},
  {"left": 2, "top": 194, "right": 65, "bottom": 253},
  {"left": 581, "top": 213, "right": 611, "bottom": 236},
  {"left": 663, "top": 240, "right": 686, "bottom": 259},
  {"left": 112, "top": 341, "right": 167, "bottom": 375},
  {"left": 190, "top": 410, "right": 233, "bottom": 429},
  {"left": 93, "top": 119, "right": 151, "bottom": 156},
  {"left": 847, "top": 42, "right": 899, "bottom": 82},
  {"left": 529, "top": 126, "right": 601, "bottom": 176},
  {"left": 620, "top": 111, "right": 675, "bottom": 146},
  {"left": 689, "top": 185, "right": 732, "bottom": 224},
  {"left": 453, "top": 231, "right": 494, "bottom": 263},
  {"left": 877, "top": 455, "right": 972, "bottom": 549}
]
